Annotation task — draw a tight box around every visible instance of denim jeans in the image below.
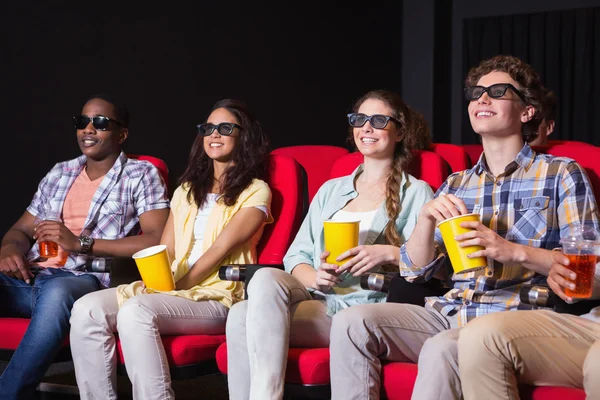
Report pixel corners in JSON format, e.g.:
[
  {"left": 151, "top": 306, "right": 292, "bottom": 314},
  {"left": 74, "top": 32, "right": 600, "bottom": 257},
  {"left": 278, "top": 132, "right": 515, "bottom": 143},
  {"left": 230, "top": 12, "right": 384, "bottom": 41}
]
[{"left": 0, "top": 269, "right": 102, "bottom": 400}]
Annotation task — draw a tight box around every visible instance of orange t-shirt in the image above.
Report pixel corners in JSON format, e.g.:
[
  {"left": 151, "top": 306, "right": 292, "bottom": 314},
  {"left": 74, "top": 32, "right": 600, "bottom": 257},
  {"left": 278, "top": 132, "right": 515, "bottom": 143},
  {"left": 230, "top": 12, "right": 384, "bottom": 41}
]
[{"left": 36, "top": 169, "right": 104, "bottom": 267}]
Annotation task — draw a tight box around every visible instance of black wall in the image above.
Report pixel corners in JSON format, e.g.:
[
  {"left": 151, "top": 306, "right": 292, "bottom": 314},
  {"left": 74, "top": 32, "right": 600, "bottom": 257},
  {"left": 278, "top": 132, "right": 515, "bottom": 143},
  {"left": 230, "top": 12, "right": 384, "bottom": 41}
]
[{"left": 2, "top": 0, "right": 600, "bottom": 238}]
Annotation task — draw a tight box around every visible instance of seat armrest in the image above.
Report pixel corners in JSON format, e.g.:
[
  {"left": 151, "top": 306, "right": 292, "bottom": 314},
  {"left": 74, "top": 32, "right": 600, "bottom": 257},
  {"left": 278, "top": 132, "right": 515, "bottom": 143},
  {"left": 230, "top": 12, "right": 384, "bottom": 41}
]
[
  {"left": 361, "top": 273, "right": 448, "bottom": 306},
  {"left": 519, "top": 284, "right": 600, "bottom": 315},
  {"left": 218, "top": 264, "right": 285, "bottom": 300}
]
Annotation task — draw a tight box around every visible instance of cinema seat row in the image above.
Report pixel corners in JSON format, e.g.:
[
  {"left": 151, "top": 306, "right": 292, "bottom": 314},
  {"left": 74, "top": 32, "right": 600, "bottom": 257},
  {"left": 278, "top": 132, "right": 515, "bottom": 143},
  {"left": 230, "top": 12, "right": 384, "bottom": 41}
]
[{"left": 1, "top": 141, "right": 597, "bottom": 399}]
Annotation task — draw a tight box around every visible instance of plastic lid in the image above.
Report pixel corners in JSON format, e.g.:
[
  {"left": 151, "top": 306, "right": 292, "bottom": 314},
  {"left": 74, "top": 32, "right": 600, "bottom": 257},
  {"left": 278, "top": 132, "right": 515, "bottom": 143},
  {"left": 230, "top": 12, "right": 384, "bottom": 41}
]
[{"left": 560, "top": 225, "right": 600, "bottom": 246}]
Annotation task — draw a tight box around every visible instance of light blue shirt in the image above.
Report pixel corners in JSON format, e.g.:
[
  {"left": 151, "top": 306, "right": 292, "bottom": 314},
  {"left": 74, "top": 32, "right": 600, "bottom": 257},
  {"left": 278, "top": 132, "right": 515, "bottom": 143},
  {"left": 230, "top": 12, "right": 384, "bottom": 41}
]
[{"left": 283, "top": 164, "right": 434, "bottom": 315}]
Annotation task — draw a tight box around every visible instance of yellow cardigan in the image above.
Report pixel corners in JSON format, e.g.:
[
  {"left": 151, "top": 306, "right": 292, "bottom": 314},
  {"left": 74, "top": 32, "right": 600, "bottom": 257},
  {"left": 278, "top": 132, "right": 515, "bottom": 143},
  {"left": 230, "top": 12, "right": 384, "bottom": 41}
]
[{"left": 116, "top": 179, "right": 273, "bottom": 308}]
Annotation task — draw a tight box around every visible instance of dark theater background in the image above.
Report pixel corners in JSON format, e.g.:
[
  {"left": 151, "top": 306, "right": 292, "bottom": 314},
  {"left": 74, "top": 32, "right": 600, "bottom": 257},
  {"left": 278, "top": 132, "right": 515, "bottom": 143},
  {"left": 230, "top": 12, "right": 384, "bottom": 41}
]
[{"left": 1, "top": 1, "right": 600, "bottom": 397}]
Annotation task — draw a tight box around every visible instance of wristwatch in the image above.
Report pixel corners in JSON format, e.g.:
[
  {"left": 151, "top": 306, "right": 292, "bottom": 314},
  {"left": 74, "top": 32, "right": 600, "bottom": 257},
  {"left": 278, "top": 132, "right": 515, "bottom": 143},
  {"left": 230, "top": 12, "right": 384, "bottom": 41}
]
[{"left": 79, "top": 235, "right": 95, "bottom": 254}]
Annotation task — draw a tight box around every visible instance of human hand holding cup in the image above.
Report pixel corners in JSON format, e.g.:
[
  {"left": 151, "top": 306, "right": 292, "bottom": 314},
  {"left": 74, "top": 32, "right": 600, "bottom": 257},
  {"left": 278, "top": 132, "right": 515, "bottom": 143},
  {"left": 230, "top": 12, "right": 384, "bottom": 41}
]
[
  {"left": 559, "top": 226, "right": 600, "bottom": 299},
  {"left": 437, "top": 213, "right": 487, "bottom": 274},
  {"left": 132, "top": 245, "right": 175, "bottom": 291},
  {"left": 34, "top": 213, "right": 62, "bottom": 258}
]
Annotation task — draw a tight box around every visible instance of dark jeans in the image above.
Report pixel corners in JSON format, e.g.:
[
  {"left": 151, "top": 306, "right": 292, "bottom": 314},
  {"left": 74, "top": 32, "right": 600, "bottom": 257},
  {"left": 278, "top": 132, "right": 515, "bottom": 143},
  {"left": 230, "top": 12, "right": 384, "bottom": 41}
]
[{"left": 0, "top": 269, "right": 102, "bottom": 400}]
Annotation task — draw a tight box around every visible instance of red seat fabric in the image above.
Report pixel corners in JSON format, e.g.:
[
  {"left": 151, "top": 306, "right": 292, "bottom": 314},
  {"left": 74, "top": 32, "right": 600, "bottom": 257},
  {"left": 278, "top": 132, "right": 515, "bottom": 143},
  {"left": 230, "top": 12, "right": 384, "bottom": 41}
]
[
  {"left": 256, "top": 154, "right": 306, "bottom": 265},
  {"left": 380, "top": 362, "right": 585, "bottom": 400},
  {"left": 548, "top": 140, "right": 594, "bottom": 147},
  {"left": 430, "top": 143, "right": 472, "bottom": 172},
  {"left": 216, "top": 343, "right": 330, "bottom": 385},
  {"left": 329, "top": 150, "right": 450, "bottom": 192},
  {"left": 127, "top": 154, "right": 170, "bottom": 189},
  {"left": 117, "top": 334, "right": 226, "bottom": 366},
  {"left": 0, "top": 318, "right": 69, "bottom": 351},
  {"left": 461, "top": 143, "right": 484, "bottom": 168},
  {"left": 532, "top": 144, "right": 600, "bottom": 203},
  {"left": 271, "top": 145, "right": 349, "bottom": 202}
]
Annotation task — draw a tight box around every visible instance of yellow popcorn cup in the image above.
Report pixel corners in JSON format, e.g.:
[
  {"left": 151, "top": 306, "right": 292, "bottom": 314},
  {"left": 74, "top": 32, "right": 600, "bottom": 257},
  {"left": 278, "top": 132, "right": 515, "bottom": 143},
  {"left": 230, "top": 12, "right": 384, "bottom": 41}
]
[
  {"left": 323, "top": 220, "right": 360, "bottom": 266},
  {"left": 132, "top": 245, "right": 175, "bottom": 291},
  {"left": 437, "top": 213, "right": 487, "bottom": 274}
]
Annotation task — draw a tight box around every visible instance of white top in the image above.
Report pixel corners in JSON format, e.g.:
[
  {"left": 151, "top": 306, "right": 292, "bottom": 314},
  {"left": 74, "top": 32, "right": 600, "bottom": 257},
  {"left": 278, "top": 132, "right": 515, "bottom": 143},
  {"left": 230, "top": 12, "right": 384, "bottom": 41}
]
[
  {"left": 186, "top": 194, "right": 268, "bottom": 268},
  {"left": 330, "top": 209, "right": 378, "bottom": 246}
]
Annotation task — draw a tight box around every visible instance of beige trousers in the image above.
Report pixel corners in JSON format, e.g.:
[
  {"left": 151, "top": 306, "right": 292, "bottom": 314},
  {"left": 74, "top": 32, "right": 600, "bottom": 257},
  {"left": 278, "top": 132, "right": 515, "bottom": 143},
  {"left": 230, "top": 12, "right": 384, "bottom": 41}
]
[
  {"left": 329, "top": 302, "right": 459, "bottom": 400},
  {"left": 458, "top": 310, "right": 600, "bottom": 400},
  {"left": 225, "top": 268, "right": 333, "bottom": 400},
  {"left": 69, "top": 288, "right": 228, "bottom": 400}
]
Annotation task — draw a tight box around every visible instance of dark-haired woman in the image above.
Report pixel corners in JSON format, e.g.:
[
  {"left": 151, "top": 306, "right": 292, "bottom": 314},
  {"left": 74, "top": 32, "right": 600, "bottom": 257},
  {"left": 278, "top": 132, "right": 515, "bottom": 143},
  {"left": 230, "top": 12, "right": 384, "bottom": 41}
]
[
  {"left": 69, "top": 99, "right": 272, "bottom": 400},
  {"left": 226, "top": 90, "right": 434, "bottom": 400}
]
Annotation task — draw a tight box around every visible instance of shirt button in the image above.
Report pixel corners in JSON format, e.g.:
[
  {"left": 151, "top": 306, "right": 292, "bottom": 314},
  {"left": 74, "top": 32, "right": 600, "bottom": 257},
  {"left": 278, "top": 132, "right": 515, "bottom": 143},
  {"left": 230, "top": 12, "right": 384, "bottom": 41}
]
[
  {"left": 465, "top": 300, "right": 472, "bottom": 306},
  {"left": 496, "top": 181, "right": 502, "bottom": 186},
  {"left": 535, "top": 201, "right": 540, "bottom": 206},
  {"left": 495, "top": 211, "right": 499, "bottom": 215}
]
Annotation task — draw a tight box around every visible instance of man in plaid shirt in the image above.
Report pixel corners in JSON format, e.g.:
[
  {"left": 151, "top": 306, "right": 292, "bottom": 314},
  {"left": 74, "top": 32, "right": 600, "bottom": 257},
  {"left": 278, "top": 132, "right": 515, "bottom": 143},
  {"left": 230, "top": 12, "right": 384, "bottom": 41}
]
[
  {"left": 328, "top": 56, "right": 599, "bottom": 400},
  {"left": 0, "top": 94, "right": 170, "bottom": 399}
]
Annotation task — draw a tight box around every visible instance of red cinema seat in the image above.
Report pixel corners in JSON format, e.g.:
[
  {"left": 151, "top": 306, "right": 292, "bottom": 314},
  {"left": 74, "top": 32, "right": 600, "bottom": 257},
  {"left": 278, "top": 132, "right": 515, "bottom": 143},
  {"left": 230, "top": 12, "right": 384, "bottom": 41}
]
[
  {"left": 532, "top": 143, "right": 600, "bottom": 204},
  {"left": 462, "top": 143, "right": 484, "bottom": 168},
  {"left": 430, "top": 143, "right": 472, "bottom": 172},
  {"left": 329, "top": 150, "right": 450, "bottom": 192},
  {"left": 0, "top": 154, "right": 170, "bottom": 368},
  {"left": 271, "top": 145, "right": 350, "bottom": 202},
  {"left": 379, "top": 362, "right": 585, "bottom": 400},
  {"left": 115, "top": 154, "right": 307, "bottom": 379}
]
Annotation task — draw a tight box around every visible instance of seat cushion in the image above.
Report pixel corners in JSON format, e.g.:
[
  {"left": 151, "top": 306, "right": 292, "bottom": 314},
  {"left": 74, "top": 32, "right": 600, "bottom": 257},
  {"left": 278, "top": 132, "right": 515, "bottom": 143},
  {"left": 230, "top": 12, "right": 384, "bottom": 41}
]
[
  {"left": 216, "top": 343, "right": 330, "bottom": 385},
  {"left": 117, "top": 334, "right": 226, "bottom": 366},
  {"left": 382, "top": 362, "right": 586, "bottom": 400},
  {"left": 0, "top": 318, "right": 69, "bottom": 350}
]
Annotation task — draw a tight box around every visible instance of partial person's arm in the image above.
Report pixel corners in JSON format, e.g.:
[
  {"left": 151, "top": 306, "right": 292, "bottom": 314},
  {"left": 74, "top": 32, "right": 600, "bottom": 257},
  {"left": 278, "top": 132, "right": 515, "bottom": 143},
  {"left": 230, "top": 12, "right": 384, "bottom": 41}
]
[
  {"left": 175, "top": 207, "right": 267, "bottom": 290},
  {"left": 0, "top": 211, "right": 36, "bottom": 282}
]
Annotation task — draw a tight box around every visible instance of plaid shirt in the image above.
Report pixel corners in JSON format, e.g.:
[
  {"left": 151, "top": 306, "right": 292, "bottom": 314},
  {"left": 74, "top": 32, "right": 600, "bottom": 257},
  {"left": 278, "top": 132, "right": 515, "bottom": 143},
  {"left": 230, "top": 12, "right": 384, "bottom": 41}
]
[
  {"left": 26, "top": 152, "right": 169, "bottom": 287},
  {"left": 399, "top": 144, "right": 600, "bottom": 327}
]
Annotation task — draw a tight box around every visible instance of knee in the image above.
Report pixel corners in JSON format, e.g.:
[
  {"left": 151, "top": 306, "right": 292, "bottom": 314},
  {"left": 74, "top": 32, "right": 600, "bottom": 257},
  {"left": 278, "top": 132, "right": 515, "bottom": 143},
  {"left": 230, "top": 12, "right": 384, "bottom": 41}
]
[
  {"left": 421, "top": 331, "right": 458, "bottom": 363},
  {"left": 226, "top": 301, "right": 248, "bottom": 336},
  {"left": 458, "top": 312, "right": 519, "bottom": 369},
  {"left": 246, "top": 267, "right": 291, "bottom": 299},
  {"left": 330, "top": 305, "right": 376, "bottom": 350},
  {"left": 116, "top": 297, "right": 155, "bottom": 334},
  {"left": 583, "top": 341, "right": 600, "bottom": 382},
  {"left": 70, "top": 293, "right": 108, "bottom": 335}
]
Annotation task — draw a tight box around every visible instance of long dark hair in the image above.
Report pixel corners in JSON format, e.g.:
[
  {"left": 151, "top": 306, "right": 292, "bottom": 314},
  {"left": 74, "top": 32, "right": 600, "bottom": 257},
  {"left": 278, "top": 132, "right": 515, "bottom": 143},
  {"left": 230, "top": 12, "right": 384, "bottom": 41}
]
[
  {"left": 179, "top": 99, "right": 270, "bottom": 208},
  {"left": 349, "top": 90, "right": 431, "bottom": 247}
]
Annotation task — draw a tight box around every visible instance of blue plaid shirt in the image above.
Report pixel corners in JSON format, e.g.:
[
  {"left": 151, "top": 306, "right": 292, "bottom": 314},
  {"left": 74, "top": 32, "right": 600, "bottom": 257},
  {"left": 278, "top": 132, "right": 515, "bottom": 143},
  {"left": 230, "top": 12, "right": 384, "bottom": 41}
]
[
  {"left": 399, "top": 144, "right": 600, "bottom": 327},
  {"left": 26, "top": 152, "right": 169, "bottom": 287}
]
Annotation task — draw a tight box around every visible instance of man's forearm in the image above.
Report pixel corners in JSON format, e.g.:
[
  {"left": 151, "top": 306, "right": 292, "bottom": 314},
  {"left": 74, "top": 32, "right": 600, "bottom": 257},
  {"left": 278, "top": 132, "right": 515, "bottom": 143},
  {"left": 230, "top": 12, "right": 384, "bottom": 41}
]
[
  {"left": 514, "top": 244, "right": 555, "bottom": 276},
  {"left": 91, "top": 233, "right": 162, "bottom": 258},
  {"left": 1, "top": 229, "right": 33, "bottom": 256},
  {"left": 405, "top": 219, "right": 437, "bottom": 267}
]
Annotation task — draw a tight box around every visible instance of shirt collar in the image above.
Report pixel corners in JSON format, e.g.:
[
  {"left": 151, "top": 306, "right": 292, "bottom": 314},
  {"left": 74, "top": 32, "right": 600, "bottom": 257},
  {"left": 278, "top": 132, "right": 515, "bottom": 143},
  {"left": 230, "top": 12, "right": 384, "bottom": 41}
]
[{"left": 474, "top": 143, "right": 535, "bottom": 176}]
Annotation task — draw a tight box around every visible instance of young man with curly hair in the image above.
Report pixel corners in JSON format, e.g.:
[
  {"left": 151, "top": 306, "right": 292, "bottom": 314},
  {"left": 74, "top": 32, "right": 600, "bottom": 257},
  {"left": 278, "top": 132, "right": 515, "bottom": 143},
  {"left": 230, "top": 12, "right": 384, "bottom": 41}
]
[{"left": 327, "top": 55, "right": 599, "bottom": 400}]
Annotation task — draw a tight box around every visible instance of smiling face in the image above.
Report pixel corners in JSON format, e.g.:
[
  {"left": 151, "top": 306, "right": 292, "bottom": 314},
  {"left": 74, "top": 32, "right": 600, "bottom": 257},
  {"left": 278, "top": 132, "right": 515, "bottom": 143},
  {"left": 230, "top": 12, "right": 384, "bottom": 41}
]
[
  {"left": 467, "top": 71, "right": 534, "bottom": 139},
  {"left": 203, "top": 107, "right": 240, "bottom": 163},
  {"left": 353, "top": 98, "right": 402, "bottom": 160},
  {"left": 77, "top": 98, "right": 127, "bottom": 161}
]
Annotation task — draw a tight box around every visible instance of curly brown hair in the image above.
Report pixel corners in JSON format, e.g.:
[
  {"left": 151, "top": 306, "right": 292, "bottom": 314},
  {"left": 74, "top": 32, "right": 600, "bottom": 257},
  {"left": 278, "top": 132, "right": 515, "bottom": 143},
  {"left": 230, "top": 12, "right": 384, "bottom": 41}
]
[
  {"left": 465, "top": 55, "right": 545, "bottom": 142},
  {"left": 348, "top": 90, "right": 432, "bottom": 247},
  {"left": 179, "top": 99, "right": 269, "bottom": 208}
]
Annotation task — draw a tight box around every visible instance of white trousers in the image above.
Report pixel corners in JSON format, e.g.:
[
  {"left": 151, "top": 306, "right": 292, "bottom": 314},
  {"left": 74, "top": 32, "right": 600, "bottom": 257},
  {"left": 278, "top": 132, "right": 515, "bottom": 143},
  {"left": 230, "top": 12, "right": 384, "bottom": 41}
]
[{"left": 69, "top": 288, "right": 228, "bottom": 400}]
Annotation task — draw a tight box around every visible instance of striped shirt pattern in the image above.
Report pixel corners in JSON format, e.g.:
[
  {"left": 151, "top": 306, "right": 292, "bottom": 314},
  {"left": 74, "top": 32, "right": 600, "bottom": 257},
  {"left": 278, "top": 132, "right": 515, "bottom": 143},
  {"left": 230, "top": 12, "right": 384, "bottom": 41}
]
[
  {"left": 399, "top": 144, "right": 600, "bottom": 327},
  {"left": 26, "top": 152, "right": 169, "bottom": 287}
]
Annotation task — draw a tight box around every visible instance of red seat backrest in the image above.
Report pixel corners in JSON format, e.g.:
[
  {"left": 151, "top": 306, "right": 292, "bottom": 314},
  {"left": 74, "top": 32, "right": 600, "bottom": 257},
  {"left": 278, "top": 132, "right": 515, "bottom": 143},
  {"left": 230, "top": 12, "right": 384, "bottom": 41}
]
[
  {"left": 127, "top": 154, "right": 170, "bottom": 190},
  {"left": 329, "top": 150, "right": 450, "bottom": 192},
  {"left": 548, "top": 139, "right": 595, "bottom": 147},
  {"left": 271, "top": 145, "right": 350, "bottom": 202},
  {"left": 257, "top": 154, "right": 306, "bottom": 264},
  {"left": 430, "top": 143, "right": 471, "bottom": 172},
  {"left": 532, "top": 144, "right": 600, "bottom": 202},
  {"left": 461, "top": 144, "right": 484, "bottom": 168}
]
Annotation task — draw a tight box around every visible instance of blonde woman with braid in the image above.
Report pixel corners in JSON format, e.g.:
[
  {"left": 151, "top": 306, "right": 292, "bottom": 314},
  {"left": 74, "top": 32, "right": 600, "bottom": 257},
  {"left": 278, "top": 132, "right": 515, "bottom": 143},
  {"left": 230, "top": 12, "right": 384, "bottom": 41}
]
[{"left": 225, "top": 90, "right": 434, "bottom": 400}]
